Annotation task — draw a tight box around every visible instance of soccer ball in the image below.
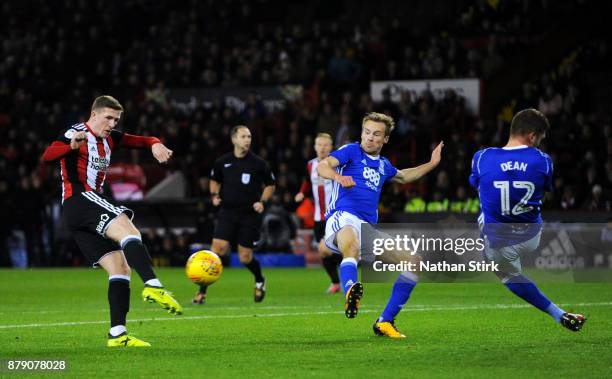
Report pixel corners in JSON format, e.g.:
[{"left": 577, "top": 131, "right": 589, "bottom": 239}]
[{"left": 185, "top": 250, "right": 223, "bottom": 285}]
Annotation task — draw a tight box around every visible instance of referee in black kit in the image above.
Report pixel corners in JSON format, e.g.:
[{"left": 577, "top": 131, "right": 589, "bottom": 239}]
[{"left": 193, "top": 125, "right": 275, "bottom": 304}]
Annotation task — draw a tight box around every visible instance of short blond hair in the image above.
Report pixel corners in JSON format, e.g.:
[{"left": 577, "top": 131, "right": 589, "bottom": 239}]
[
  {"left": 315, "top": 132, "right": 333, "bottom": 142},
  {"left": 362, "top": 112, "right": 395, "bottom": 136}
]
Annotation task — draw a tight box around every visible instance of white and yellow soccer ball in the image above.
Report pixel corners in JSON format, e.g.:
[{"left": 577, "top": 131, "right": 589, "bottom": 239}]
[{"left": 185, "top": 250, "right": 223, "bottom": 285}]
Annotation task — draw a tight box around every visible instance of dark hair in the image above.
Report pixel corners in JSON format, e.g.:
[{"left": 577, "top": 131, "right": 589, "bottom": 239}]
[
  {"left": 230, "top": 125, "right": 249, "bottom": 137},
  {"left": 362, "top": 112, "right": 395, "bottom": 136},
  {"left": 91, "top": 95, "right": 123, "bottom": 112},
  {"left": 510, "top": 108, "right": 550, "bottom": 136}
]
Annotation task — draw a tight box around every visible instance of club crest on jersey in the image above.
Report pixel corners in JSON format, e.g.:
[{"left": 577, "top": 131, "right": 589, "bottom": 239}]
[
  {"left": 241, "top": 173, "right": 251, "bottom": 184},
  {"left": 378, "top": 160, "right": 385, "bottom": 175}
]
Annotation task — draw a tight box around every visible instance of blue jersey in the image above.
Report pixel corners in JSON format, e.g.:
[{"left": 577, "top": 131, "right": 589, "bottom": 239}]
[
  {"left": 326, "top": 143, "right": 398, "bottom": 224},
  {"left": 469, "top": 145, "right": 553, "bottom": 247}
]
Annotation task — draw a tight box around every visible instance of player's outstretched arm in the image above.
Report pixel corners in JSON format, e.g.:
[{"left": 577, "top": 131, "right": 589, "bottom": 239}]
[
  {"left": 119, "top": 133, "right": 172, "bottom": 164},
  {"left": 151, "top": 142, "right": 173, "bottom": 164},
  {"left": 392, "top": 141, "right": 444, "bottom": 184},
  {"left": 317, "top": 157, "right": 355, "bottom": 188}
]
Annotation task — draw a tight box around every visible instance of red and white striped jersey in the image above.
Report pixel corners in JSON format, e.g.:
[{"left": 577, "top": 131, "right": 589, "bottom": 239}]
[
  {"left": 42, "top": 123, "right": 160, "bottom": 202},
  {"left": 299, "top": 158, "right": 334, "bottom": 221}
]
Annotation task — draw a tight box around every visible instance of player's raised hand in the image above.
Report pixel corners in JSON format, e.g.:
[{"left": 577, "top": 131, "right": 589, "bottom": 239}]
[
  {"left": 336, "top": 175, "right": 356, "bottom": 188},
  {"left": 152, "top": 143, "right": 173, "bottom": 164},
  {"left": 430, "top": 141, "right": 444, "bottom": 166},
  {"left": 70, "top": 131, "right": 87, "bottom": 150},
  {"left": 212, "top": 194, "right": 222, "bottom": 206},
  {"left": 294, "top": 192, "right": 304, "bottom": 202}
]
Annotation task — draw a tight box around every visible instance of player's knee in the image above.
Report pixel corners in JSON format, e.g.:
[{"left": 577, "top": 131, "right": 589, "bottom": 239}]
[
  {"left": 339, "top": 244, "right": 359, "bottom": 258},
  {"left": 238, "top": 252, "right": 252, "bottom": 264},
  {"left": 211, "top": 240, "right": 229, "bottom": 255},
  {"left": 118, "top": 216, "right": 140, "bottom": 237},
  {"left": 107, "top": 214, "right": 140, "bottom": 242},
  {"left": 318, "top": 240, "right": 332, "bottom": 257},
  {"left": 338, "top": 238, "right": 359, "bottom": 258}
]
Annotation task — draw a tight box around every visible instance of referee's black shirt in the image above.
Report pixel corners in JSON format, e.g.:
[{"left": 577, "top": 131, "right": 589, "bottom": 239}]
[{"left": 211, "top": 151, "right": 275, "bottom": 211}]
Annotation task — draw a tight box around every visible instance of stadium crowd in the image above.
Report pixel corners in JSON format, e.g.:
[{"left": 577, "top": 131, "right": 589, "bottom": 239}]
[{"left": 0, "top": 0, "right": 609, "bottom": 266}]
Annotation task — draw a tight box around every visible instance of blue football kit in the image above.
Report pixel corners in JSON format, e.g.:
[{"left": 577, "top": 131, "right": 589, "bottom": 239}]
[{"left": 469, "top": 145, "right": 553, "bottom": 247}]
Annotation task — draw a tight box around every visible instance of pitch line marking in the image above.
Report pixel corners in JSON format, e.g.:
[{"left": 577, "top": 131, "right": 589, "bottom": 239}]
[{"left": 0, "top": 302, "right": 611, "bottom": 330}]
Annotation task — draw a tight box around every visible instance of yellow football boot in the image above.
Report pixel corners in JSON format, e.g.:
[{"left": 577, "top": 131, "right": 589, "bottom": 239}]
[
  {"left": 373, "top": 320, "right": 406, "bottom": 339},
  {"left": 142, "top": 286, "right": 183, "bottom": 315},
  {"left": 107, "top": 334, "right": 151, "bottom": 347}
]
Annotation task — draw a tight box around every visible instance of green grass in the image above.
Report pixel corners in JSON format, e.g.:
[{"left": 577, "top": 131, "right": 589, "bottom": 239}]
[{"left": 1, "top": 268, "right": 611, "bottom": 378}]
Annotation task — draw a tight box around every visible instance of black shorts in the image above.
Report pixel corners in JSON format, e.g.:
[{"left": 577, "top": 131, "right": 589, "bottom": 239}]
[
  {"left": 213, "top": 208, "right": 262, "bottom": 248},
  {"left": 63, "top": 191, "right": 133, "bottom": 266},
  {"left": 314, "top": 220, "right": 326, "bottom": 242}
]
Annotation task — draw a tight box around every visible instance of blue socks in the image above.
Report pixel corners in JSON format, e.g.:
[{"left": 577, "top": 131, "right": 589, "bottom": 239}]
[
  {"left": 339, "top": 257, "right": 358, "bottom": 294},
  {"left": 545, "top": 302, "right": 565, "bottom": 322},
  {"left": 504, "top": 275, "right": 565, "bottom": 322},
  {"left": 378, "top": 272, "right": 418, "bottom": 322}
]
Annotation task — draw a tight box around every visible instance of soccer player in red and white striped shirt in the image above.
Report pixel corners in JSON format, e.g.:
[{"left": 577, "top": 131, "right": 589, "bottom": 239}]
[
  {"left": 41, "top": 95, "right": 182, "bottom": 347},
  {"left": 295, "top": 133, "right": 342, "bottom": 293}
]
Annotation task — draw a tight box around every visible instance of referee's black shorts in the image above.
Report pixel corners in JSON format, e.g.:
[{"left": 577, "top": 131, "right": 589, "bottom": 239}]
[
  {"left": 213, "top": 208, "right": 262, "bottom": 248},
  {"left": 63, "top": 191, "right": 134, "bottom": 266}
]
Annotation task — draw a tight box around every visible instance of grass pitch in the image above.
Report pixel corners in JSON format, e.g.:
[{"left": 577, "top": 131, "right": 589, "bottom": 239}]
[{"left": 1, "top": 268, "right": 611, "bottom": 378}]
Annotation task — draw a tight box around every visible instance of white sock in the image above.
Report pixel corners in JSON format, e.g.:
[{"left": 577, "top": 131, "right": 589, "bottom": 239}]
[
  {"left": 109, "top": 274, "right": 131, "bottom": 282},
  {"left": 109, "top": 325, "right": 127, "bottom": 337},
  {"left": 145, "top": 278, "right": 162, "bottom": 287}
]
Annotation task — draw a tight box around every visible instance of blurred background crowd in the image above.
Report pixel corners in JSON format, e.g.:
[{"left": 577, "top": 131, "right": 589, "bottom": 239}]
[{"left": 1, "top": 0, "right": 609, "bottom": 266}]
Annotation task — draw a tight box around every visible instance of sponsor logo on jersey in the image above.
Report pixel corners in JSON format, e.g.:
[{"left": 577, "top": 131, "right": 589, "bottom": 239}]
[
  {"left": 89, "top": 156, "right": 110, "bottom": 172},
  {"left": 363, "top": 167, "right": 381, "bottom": 190}
]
